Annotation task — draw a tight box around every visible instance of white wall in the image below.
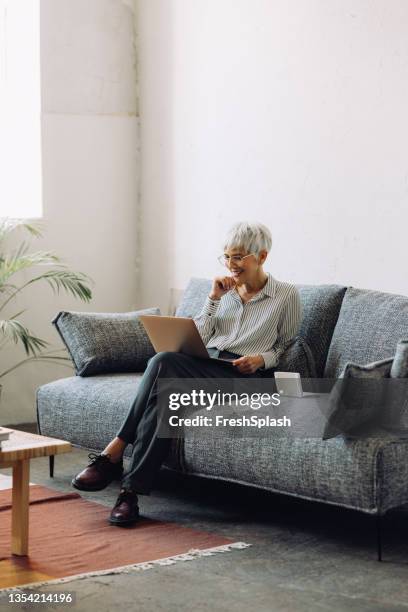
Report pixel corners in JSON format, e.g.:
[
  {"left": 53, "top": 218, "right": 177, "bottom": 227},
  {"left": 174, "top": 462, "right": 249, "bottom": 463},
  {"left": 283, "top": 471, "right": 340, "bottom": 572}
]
[
  {"left": 138, "top": 0, "right": 407, "bottom": 315},
  {"left": 2, "top": 0, "right": 140, "bottom": 424}
]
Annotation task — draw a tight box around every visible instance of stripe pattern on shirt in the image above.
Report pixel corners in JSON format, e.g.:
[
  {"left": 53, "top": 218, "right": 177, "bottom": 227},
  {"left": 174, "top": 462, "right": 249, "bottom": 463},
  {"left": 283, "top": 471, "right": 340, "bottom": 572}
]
[{"left": 193, "top": 273, "right": 302, "bottom": 370}]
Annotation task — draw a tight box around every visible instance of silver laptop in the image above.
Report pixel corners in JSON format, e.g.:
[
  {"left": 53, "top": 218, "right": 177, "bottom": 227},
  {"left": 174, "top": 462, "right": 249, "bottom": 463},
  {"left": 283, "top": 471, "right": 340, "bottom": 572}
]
[
  {"left": 274, "top": 372, "right": 318, "bottom": 397},
  {"left": 139, "top": 315, "right": 235, "bottom": 364}
]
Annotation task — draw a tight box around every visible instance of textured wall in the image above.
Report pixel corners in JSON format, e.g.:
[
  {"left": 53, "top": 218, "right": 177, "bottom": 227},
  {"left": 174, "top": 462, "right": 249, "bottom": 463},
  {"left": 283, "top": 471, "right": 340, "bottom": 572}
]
[{"left": 2, "top": 0, "right": 140, "bottom": 424}]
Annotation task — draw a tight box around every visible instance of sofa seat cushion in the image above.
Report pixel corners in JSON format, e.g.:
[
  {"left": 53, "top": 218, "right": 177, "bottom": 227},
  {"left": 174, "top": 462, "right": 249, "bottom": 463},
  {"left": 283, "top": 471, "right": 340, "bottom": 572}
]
[
  {"left": 181, "top": 427, "right": 408, "bottom": 514},
  {"left": 324, "top": 288, "right": 408, "bottom": 378},
  {"left": 37, "top": 374, "right": 144, "bottom": 452},
  {"left": 176, "top": 278, "right": 346, "bottom": 377},
  {"left": 37, "top": 374, "right": 183, "bottom": 469}
]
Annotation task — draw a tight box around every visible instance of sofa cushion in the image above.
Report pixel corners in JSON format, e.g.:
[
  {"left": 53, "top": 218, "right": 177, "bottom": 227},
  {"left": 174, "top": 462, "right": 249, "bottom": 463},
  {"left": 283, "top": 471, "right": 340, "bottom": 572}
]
[
  {"left": 322, "top": 357, "right": 394, "bottom": 440},
  {"left": 177, "top": 278, "right": 346, "bottom": 377},
  {"left": 324, "top": 288, "right": 408, "bottom": 378},
  {"left": 275, "top": 336, "right": 317, "bottom": 377},
  {"left": 175, "top": 278, "right": 212, "bottom": 318},
  {"left": 376, "top": 340, "right": 408, "bottom": 434},
  {"left": 37, "top": 374, "right": 143, "bottom": 451},
  {"left": 296, "top": 284, "right": 347, "bottom": 377},
  {"left": 36, "top": 374, "right": 182, "bottom": 469},
  {"left": 52, "top": 308, "right": 160, "bottom": 376},
  {"left": 391, "top": 340, "right": 408, "bottom": 378}
]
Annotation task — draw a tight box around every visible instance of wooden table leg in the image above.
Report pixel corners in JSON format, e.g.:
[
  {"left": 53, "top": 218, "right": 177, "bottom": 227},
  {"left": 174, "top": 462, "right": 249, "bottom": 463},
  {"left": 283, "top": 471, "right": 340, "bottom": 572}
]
[{"left": 11, "top": 459, "right": 30, "bottom": 556}]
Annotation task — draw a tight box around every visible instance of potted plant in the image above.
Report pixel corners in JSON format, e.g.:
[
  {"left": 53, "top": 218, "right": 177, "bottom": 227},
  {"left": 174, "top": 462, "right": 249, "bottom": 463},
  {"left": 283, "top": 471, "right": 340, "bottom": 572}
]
[{"left": 0, "top": 218, "right": 93, "bottom": 398}]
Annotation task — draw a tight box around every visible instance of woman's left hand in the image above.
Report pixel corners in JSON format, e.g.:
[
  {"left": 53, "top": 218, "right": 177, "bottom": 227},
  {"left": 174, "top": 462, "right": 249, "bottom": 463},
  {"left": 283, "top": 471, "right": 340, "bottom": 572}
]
[{"left": 232, "top": 355, "right": 265, "bottom": 374}]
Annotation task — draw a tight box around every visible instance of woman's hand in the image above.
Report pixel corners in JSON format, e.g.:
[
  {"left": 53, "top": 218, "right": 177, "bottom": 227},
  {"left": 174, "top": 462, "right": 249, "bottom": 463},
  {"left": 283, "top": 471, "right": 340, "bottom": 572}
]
[
  {"left": 209, "top": 276, "right": 236, "bottom": 300},
  {"left": 232, "top": 355, "right": 265, "bottom": 374}
]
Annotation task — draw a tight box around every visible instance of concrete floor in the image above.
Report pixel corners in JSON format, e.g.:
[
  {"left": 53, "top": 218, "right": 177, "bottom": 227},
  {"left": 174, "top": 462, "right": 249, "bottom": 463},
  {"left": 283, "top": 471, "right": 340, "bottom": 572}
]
[{"left": 2, "top": 427, "right": 408, "bottom": 611}]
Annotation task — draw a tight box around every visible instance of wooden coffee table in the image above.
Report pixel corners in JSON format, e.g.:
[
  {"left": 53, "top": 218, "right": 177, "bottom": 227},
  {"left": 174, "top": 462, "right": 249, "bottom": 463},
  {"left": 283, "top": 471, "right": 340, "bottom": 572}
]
[{"left": 0, "top": 429, "right": 71, "bottom": 556}]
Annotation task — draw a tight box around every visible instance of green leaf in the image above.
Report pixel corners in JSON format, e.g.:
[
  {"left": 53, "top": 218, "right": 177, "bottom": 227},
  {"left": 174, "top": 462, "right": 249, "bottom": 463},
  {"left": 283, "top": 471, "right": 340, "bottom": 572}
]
[
  {"left": 36, "top": 269, "right": 93, "bottom": 302},
  {"left": 0, "top": 218, "right": 43, "bottom": 244},
  {"left": 0, "top": 283, "right": 18, "bottom": 296},
  {"left": 0, "top": 217, "right": 93, "bottom": 376},
  {"left": 0, "top": 251, "right": 61, "bottom": 285},
  {"left": 0, "top": 319, "right": 49, "bottom": 356}
]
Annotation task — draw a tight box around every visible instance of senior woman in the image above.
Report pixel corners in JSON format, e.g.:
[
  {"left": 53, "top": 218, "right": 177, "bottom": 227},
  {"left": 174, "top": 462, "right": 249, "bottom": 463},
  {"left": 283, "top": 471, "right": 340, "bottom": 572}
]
[{"left": 72, "top": 221, "right": 302, "bottom": 525}]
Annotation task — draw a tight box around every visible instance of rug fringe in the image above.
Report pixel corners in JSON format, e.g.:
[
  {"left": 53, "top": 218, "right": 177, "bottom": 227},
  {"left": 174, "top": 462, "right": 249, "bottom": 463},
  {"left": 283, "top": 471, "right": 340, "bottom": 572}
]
[{"left": 0, "top": 541, "right": 251, "bottom": 593}]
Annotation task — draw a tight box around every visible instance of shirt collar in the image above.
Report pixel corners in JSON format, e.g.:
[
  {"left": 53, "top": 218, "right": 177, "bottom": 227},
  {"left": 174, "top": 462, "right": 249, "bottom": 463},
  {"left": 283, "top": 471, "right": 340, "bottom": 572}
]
[
  {"left": 263, "top": 272, "right": 276, "bottom": 297},
  {"left": 230, "top": 272, "right": 276, "bottom": 302}
]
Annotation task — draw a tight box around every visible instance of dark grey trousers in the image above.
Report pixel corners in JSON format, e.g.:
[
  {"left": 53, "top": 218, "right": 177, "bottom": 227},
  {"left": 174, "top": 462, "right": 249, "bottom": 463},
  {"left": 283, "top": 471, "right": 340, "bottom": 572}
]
[{"left": 117, "top": 350, "right": 273, "bottom": 494}]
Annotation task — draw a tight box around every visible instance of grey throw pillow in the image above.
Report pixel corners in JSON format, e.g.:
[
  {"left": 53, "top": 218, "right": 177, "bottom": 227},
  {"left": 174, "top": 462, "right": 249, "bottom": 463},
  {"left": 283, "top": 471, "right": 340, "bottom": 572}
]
[
  {"left": 390, "top": 340, "right": 408, "bottom": 378},
  {"left": 272, "top": 336, "right": 317, "bottom": 378},
  {"left": 381, "top": 339, "right": 408, "bottom": 434},
  {"left": 322, "top": 357, "right": 393, "bottom": 440},
  {"left": 52, "top": 308, "right": 160, "bottom": 376}
]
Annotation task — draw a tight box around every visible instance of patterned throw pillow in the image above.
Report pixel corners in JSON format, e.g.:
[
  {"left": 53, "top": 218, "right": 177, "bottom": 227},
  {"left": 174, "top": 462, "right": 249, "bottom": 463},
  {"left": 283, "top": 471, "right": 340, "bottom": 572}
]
[
  {"left": 322, "top": 357, "right": 393, "bottom": 440},
  {"left": 382, "top": 339, "right": 408, "bottom": 433},
  {"left": 52, "top": 308, "right": 160, "bottom": 376},
  {"left": 273, "top": 336, "right": 317, "bottom": 378},
  {"left": 390, "top": 340, "right": 408, "bottom": 378}
]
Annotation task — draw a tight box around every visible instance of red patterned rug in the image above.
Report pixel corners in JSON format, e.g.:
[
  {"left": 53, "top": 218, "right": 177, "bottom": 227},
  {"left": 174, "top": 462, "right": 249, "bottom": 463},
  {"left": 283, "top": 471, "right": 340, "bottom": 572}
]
[{"left": 0, "top": 484, "right": 249, "bottom": 590}]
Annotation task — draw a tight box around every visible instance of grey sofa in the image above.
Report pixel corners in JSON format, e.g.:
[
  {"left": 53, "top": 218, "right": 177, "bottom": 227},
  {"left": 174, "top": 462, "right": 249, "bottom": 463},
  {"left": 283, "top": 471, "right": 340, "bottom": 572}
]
[{"left": 37, "top": 279, "right": 408, "bottom": 527}]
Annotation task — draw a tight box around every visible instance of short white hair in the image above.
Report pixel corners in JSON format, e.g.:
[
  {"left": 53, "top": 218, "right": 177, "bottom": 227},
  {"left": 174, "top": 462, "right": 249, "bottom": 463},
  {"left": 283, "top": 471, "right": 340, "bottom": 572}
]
[{"left": 223, "top": 221, "right": 272, "bottom": 255}]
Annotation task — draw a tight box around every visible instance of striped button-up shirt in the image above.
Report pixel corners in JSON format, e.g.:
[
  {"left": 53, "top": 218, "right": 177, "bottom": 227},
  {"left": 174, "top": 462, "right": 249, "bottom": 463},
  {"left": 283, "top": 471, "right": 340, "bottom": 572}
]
[{"left": 193, "top": 273, "right": 302, "bottom": 370}]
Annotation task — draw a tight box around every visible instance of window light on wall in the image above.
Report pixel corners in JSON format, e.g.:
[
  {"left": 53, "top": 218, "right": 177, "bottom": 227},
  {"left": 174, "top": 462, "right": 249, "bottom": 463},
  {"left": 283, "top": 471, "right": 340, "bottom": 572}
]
[{"left": 0, "top": 0, "right": 42, "bottom": 219}]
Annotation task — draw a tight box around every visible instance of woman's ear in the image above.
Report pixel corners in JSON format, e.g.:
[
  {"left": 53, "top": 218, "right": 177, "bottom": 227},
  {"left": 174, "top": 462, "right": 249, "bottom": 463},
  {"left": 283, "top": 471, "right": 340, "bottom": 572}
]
[{"left": 258, "top": 250, "right": 268, "bottom": 265}]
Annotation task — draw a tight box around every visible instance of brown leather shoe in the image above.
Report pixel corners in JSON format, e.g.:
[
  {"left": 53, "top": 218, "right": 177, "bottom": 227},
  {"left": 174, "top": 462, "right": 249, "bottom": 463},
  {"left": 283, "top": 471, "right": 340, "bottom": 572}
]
[
  {"left": 109, "top": 488, "right": 140, "bottom": 526},
  {"left": 71, "top": 453, "right": 123, "bottom": 491}
]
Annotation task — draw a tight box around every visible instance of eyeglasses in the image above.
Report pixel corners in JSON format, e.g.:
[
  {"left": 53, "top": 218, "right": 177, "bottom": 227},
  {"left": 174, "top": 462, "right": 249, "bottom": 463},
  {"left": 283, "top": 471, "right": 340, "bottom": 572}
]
[{"left": 217, "top": 253, "right": 255, "bottom": 267}]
